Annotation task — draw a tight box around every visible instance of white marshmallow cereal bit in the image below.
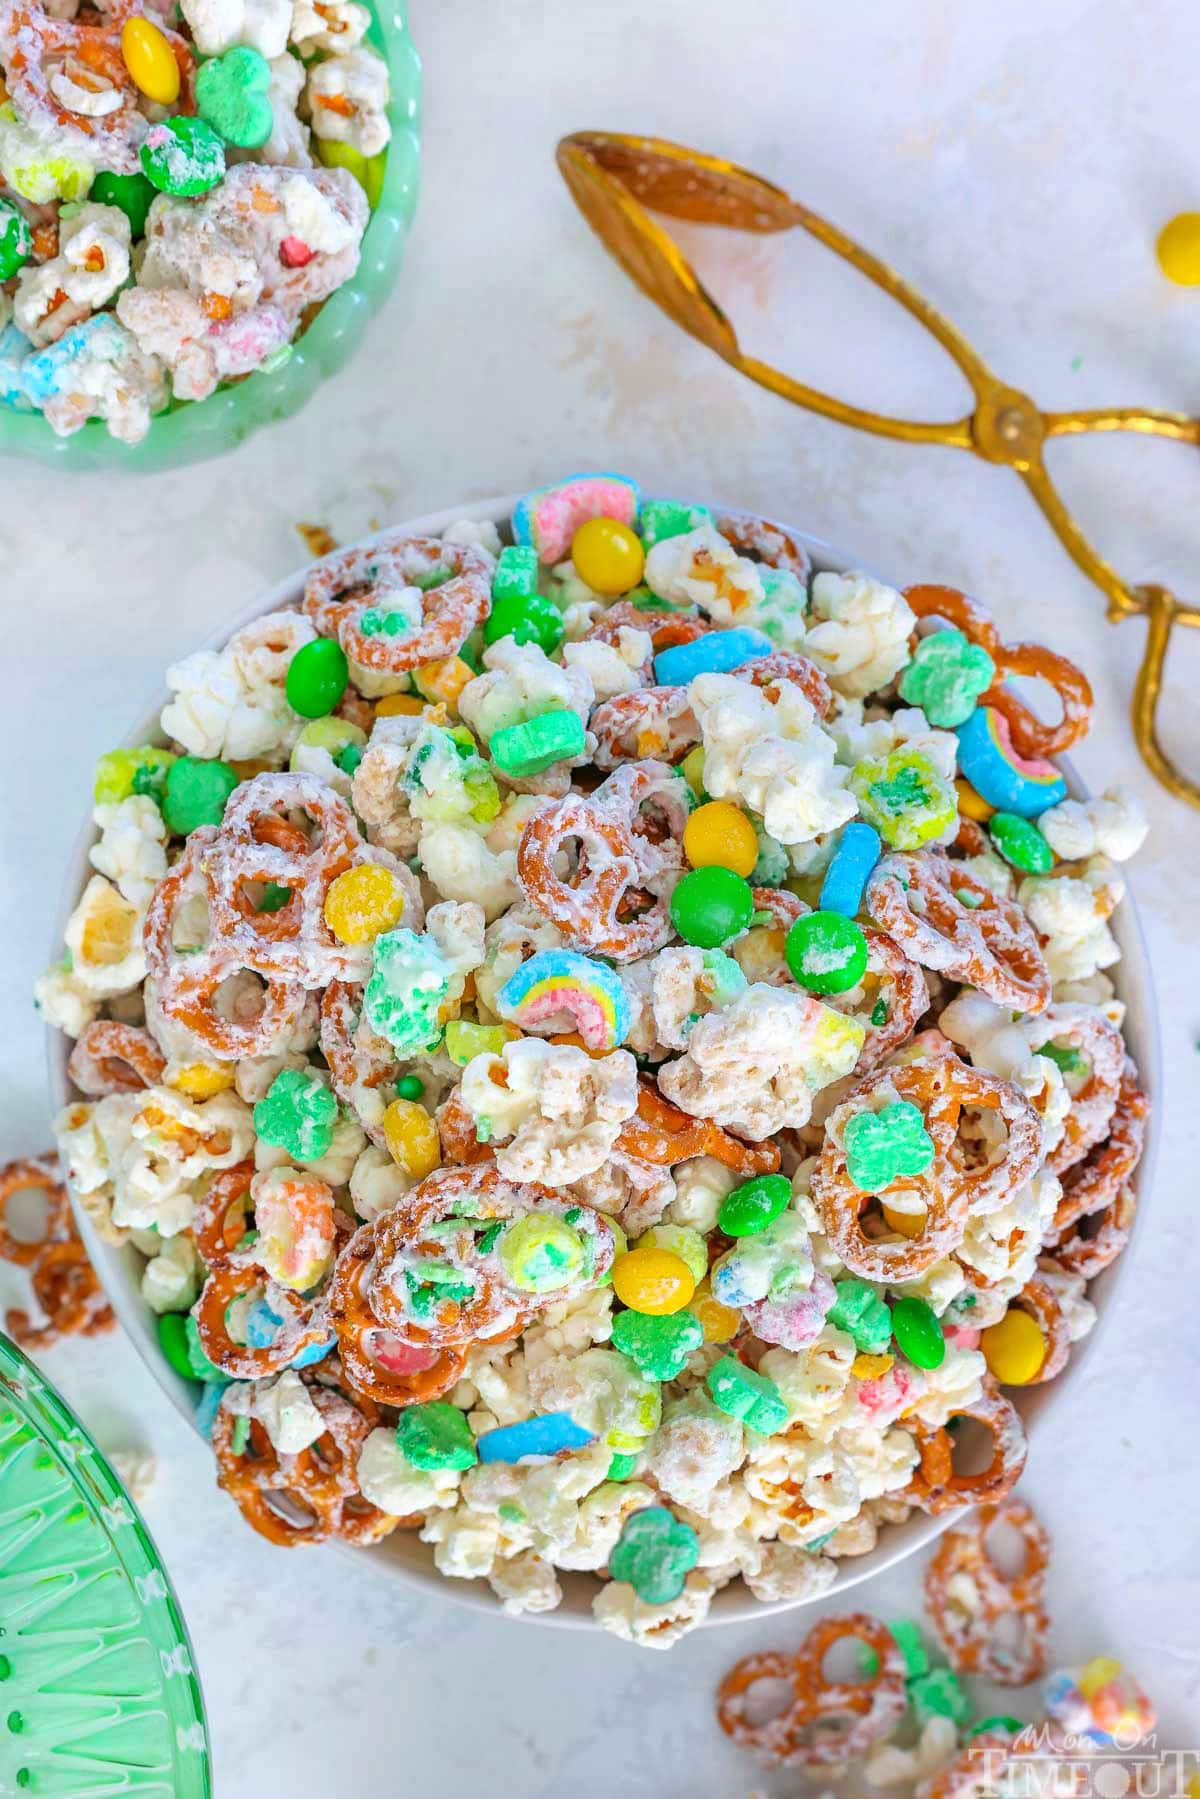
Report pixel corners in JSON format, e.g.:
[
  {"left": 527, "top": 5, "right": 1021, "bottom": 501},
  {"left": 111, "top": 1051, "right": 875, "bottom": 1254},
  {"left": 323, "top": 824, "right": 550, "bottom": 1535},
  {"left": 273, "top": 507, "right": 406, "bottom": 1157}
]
[
  {"left": 488, "top": 1551, "right": 563, "bottom": 1616},
  {"left": 642, "top": 1395, "right": 745, "bottom": 1510},
  {"left": 1018, "top": 859, "right": 1123, "bottom": 986},
  {"left": 289, "top": 0, "right": 368, "bottom": 53},
  {"left": 357, "top": 1428, "right": 463, "bottom": 1516},
  {"left": 140, "top": 1232, "right": 202, "bottom": 1314},
  {"left": 657, "top": 984, "right": 864, "bottom": 1140},
  {"left": 14, "top": 204, "right": 131, "bottom": 347},
  {"left": 63, "top": 874, "right": 146, "bottom": 997},
  {"left": 459, "top": 638, "right": 592, "bottom": 753},
  {"left": 246, "top": 1369, "right": 326, "bottom": 1454},
  {"left": 563, "top": 629, "right": 653, "bottom": 701},
  {"left": 459, "top": 1039, "right": 638, "bottom": 1185},
  {"left": 689, "top": 672, "right": 856, "bottom": 845},
  {"left": 1038, "top": 785, "right": 1149, "bottom": 864},
  {"left": 417, "top": 821, "right": 521, "bottom": 920},
  {"left": 90, "top": 797, "right": 168, "bottom": 912},
  {"left": 305, "top": 48, "right": 392, "bottom": 158},
  {"left": 180, "top": 0, "right": 290, "bottom": 57},
  {"left": 742, "top": 1541, "right": 838, "bottom": 1606},
  {"left": 805, "top": 572, "right": 915, "bottom": 698},
  {"left": 592, "top": 1570, "right": 715, "bottom": 1649},
  {"left": 35, "top": 962, "right": 100, "bottom": 1038}
]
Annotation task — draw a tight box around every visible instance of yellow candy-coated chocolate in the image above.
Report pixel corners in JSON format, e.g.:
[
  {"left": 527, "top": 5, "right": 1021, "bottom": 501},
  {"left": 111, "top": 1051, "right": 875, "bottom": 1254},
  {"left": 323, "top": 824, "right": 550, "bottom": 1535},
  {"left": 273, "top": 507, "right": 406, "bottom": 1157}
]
[
  {"left": 1156, "top": 212, "right": 1200, "bottom": 287},
  {"left": 881, "top": 1199, "right": 926, "bottom": 1239},
  {"left": 382, "top": 1097, "right": 441, "bottom": 1179},
  {"left": 612, "top": 1245, "right": 695, "bottom": 1315},
  {"left": 167, "top": 1062, "right": 235, "bottom": 1098},
  {"left": 980, "top": 1307, "right": 1047, "bottom": 1385},
  {"left": 323, "top": 863, "right": 407, "bottom": 945},
  {"left": 955, "top": 776, "right": 995, "bottom": 822},
  {"left": 570, "top": 517, "right": 645, "bottom": 596},
  {"left": 120, "top": 17, "right": 180, "bottom": 105},
  {"left": 683, "top": 799, "right": 758, "bottom": 878},
  {"left": 680, "top": 745, "right": 706, "bottom": 798},
  {"left": 375, "top": 692, "right": 425, "bottom": 718}
]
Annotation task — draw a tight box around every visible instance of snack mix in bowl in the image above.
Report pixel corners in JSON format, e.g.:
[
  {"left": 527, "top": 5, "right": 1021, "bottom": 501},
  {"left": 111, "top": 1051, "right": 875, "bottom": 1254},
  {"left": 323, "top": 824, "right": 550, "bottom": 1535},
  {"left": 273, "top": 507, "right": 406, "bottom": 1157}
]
[
  {"left": 0, "top": 0, "right": 407, "bottom": 445},
  {"left": 40, "top": 475, "right": 1151, "bottom": 1647}
]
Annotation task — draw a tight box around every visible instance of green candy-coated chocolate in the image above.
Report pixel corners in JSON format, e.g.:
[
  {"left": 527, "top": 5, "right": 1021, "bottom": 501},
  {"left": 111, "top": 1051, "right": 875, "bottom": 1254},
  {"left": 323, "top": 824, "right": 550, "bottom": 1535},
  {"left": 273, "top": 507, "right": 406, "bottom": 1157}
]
[
  {"left": 898, "top": 627, "right": 995, "bottom": 728},
  {"left": 395, "top": 1401, "right": 478, "bottom": 1471},
  {"left": 611, "top": 1307, "right": 703, "bottom": 1380},
  {"left": 989, "top": 811, "right": 1055, "bottom": 874},
  {"left": 286, "top": 637, "right": 349, "bottom": 718},
  {"left": 969, "top": 1717, "right": 1024, "bottom": 1739},
  {"left": 718, "top": 1173, "right": 792, "bottom": 1238},
  {"left": 0, "top": 195, "right": 33, "bottom": 279},
  {"left": 785, "top": 911, "right": 868, "bottom": 994},
  {"left": 396, "top": 1075, "right": 425, "bottom": 1101},
  {"left": 184, "top": 1311, "right": 230, "bottom": 1384},
  {"left": 195, "top": 47, "right": 273, "bottom": 148},
  {"left": 162, "top": 755, "right": 238, "bottom": 835},
  {"left": 705, "top": 1355, "right": 788, "bottom": 1434},
  {"left": 890, "top": 1295, "right": 946, "bottom": 1369},
  {"left": 140, "top": 116, "right": 226, "bottom": 196},
  {"left": 484, "top": 588, "right": 564, "bottom": 654},
  {"left": 843, "top": 1100, "right": 934, "bottom": 1194},
  {"left": 157, "top": 1311, "right": 197, "bottom": 1382},
  {"left": 489, "top": 709, "right": 584, "bottom": 776},
  {"left": 670, "top": 865, "right": 754, "bottom": 948},
  {"left": 89, "top": 169, "right": 158, "bottom": 237}
]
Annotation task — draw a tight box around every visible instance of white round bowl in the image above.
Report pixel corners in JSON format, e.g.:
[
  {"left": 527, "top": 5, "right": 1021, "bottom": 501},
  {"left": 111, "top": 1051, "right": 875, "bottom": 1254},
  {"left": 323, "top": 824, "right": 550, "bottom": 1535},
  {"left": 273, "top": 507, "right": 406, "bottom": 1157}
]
[{"left": 47, "top": 494, "right": 1161, "bottom": 1630}]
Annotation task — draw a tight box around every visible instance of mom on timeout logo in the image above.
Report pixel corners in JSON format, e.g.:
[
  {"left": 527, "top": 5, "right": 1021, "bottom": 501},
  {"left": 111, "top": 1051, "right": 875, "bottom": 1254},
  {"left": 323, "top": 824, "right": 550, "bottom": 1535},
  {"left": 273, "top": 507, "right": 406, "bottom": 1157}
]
[{"left": 975, "top": 1722, "right": 1199, "bottom": 1799}]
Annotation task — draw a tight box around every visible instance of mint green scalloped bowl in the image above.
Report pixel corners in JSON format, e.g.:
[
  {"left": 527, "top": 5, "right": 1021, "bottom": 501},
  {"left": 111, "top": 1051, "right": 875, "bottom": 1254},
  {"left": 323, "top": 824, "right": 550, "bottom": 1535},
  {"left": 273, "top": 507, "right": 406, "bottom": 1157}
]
[{"left": 0, "top": 4, "right": 420, "bottom": 473}]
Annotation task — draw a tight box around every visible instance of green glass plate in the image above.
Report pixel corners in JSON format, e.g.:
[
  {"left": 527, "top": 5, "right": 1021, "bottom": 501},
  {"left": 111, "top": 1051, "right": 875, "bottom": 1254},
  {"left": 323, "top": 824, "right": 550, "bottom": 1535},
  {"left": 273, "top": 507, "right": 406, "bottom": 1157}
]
[
  {"left": 0, "top": 3, "right": 421, "bottom": 473},
  {"left": 0, "top": 1336, "right": 210, "bottom": 1796}
]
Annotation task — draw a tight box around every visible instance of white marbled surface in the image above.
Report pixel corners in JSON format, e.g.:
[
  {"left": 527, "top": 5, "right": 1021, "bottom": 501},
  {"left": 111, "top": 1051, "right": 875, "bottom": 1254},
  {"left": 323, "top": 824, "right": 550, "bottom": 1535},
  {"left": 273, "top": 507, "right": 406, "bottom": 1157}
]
[{"left": 1, "top": 0, "right": 1199, "bottom": 1789}]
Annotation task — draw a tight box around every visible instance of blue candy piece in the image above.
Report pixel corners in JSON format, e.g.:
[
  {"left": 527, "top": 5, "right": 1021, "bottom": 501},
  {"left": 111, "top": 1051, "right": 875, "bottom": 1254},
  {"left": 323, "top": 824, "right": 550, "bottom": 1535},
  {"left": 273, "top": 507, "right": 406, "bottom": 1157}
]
[
  {"left": 476, "top": 1411, "right": 595, "bottom": 1463},
  {"left": 0, "top": 322, "right": 33, "bottom": 410},
  {"left": 194, "top": 1382, "right": 225, "bottom": 1440},
  {"left": 244, "top": 1297, "right": 335, "bottom": 1368},
  {"left": 21, "top": 314, "right": 128, "bottom": 405},
  {"left": 819, "top": 821, "right": 882, "bottom": 917},
  {"left": 654, "top": 626, "right": 774, "bottom": 687},
  {"left": 956, "top": 706, "right": 1067, "bottom": 817}
]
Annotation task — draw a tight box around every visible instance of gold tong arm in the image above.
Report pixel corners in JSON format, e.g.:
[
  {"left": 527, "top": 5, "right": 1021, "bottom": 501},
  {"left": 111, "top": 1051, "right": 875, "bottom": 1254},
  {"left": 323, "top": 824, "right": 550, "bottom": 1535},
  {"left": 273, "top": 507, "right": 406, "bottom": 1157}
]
[{"left": 557, "top": 130, "right": 1200, "bottom": 808}]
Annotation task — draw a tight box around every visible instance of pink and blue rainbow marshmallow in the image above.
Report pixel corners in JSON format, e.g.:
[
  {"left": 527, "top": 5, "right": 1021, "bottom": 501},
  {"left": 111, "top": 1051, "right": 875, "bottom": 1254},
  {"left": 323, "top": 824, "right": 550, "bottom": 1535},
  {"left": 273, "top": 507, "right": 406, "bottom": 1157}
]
[
  {"left": 956, "top": 706, "right": 1067, "bottom": 817},
  {"left": 512, "top": 473, "right": 641, "bottom": 566},
  {"left": 496, "top": 949, "right": 631, "bottom": 1051}
]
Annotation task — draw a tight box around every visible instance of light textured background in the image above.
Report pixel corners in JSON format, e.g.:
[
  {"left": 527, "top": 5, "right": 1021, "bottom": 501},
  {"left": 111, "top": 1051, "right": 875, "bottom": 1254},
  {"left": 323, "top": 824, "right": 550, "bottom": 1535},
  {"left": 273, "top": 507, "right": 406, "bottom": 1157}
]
[{"left": 2, "top": 0, "right": 1199, "bottom": 1789}]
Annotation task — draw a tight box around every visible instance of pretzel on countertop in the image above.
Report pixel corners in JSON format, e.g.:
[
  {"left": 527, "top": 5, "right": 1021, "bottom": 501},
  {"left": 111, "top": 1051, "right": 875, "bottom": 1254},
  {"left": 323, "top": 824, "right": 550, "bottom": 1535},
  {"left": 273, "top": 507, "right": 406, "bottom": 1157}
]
[
  {"left": 717, "top": 1612, "right": 907, "bottom": 1766},
  {"left": 924, "top": 1497, "right": 1050, "bottom": 1685}
]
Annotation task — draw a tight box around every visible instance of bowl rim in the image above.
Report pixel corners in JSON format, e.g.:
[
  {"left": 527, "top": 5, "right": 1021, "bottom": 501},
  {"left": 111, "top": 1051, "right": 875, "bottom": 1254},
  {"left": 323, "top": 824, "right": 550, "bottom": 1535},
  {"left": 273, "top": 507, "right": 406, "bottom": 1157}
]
[
  {"left": 0, "top": 2, "right": 421, "bottom": 474},
  {"left": 46, "top": 491, "right": 1162, "bottom": 1631}
]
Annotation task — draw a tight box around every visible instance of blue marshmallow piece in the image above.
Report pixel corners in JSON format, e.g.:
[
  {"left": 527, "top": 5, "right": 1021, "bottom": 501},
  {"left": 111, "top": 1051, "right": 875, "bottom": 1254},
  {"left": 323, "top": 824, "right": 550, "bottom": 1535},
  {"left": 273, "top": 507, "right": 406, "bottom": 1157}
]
[
  {"left": 0, "top": 322, "right": 33, "bottom": 410},
  {"left": 194, "top": 1382, "right": 225, "bottom": 1440},
  {"left": 476, "top": 1411, "right": 595, "bottom": 1463},
  {"left": 819, "top": 822, "right": 883, "bottom": 917},
  {"left": 244, "top": 1296, "right": 335, "bottom": 1368},
  {"left": 956, "top": 706, "right": 1067, "bottom": 817},
  {"left": 654, "top": 626, "right": 774, "bottom": 687}
]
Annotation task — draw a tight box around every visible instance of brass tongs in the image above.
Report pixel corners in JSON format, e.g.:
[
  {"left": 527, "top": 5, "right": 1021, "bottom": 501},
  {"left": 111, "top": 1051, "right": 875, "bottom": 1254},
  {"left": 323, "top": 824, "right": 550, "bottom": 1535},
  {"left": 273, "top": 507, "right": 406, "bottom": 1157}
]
[{"left": 557, "top": 131, "right": 1200, "bottom": 808}]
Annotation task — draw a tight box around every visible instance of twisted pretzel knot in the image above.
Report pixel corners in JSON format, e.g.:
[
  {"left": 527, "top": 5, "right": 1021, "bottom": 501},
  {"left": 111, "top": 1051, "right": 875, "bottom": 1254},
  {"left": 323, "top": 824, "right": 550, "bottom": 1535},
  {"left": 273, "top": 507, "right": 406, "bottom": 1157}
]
[
  {"left": 303, "top": 534, "right": 492, "bottom": 672},
  {"left": 901, "top": 1376, "right": 1027, "bottom": 1514},
  {"left": 717, "top": 1612, "right": 907, "bottom": 1765},
  {"left": 925, "top": 1497, "right": 1050, "bottom": 1685}
]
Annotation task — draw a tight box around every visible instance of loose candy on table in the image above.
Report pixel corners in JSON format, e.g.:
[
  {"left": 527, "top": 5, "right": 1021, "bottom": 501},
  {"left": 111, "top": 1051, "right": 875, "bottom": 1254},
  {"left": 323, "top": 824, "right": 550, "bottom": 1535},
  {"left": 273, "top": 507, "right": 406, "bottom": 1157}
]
[
  {"left": 608, "top": 1504, "right": 699, "bottom": 1605},
  {"left": 785, "top": 911, "right": 869, "bottom": 994},
  {"left": 988, "top": 811, "right": 1054, "bottom": 873},
  {"left": 120, "top": 16, "right": 181, "bottom": 106},
  {"left": 1044, "top": 1658, "right": 1156, "bottom": 1745},
  {"left": 157, "top": 1310, "right": 197, "bottom": 1382},
  {"left": 850, "top": 748, "right": 958, "bottom": 850},
  {"left": 670, "top": 865, "right": 754, "bottom": 947},
  {"left": 495, "top": 948, "right": 631, "bottom": 1051},
  {"left": 571, "top": 516, "right": 646, "bottom": 595},
  {"left": 611, "top": 1307, "right": 703, "bottom": 1380},
  {"left": 489, "top": 709, "right": 585, "bottom": 776},
  {"left": 140, "top": 117, "right": 226, "bottom": 196},
  {"left": 396, "top": 1401, "right": 478, "bottom": 1471},
  {"left": 898, "top": 627, "right": 996, "bottom": 727},
  {"left": 287, "top": 636, "right": 350, "bottom": 718},
  {"left": 612, "top": 1245, "right": 695, "bottom": 1315},
  {"left": 718, "top": 1172, "right": 792, "bottom": 1237},
  {"left": 956, "top": 707, "right": 1067, "bottom": 817},
  {"left": 653, "top": 625, "right": 773, "bottom": 687},
  {"left": 0, "top": 196, "right": 32, "bottom": 279},
  {"left": 512, "top": 472, "right": 641, "bottom": 565},
  {"left": 253, "top": 1067, "right": 339, "bottom": 1161},
  {"left": 819, "top": 821, "right": 882, "bottom": 916},
  {"left": 1155, "top": 212, "right": 1200, "bottom": 286},
  {"left": 476, "top": 1411, "right": 595, "bottom": 1463},
  {"left": 843, "top": 1100, "right": 935, "bottom": 1193},
  {"left": 195, "top": 46, "right": 273, "bottom": 148},
  {"left": 683, "top": 799, "right": 759, "bottom": 878},
  {"left": 909, "top": 1667, "right": 973, "bottom": 1728},
  {"left": 162, "top": 754, "right": 238, "bottom": 834},
  {"left": 706, "top": 1356, "right": 788, "bottom": 1434}
]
